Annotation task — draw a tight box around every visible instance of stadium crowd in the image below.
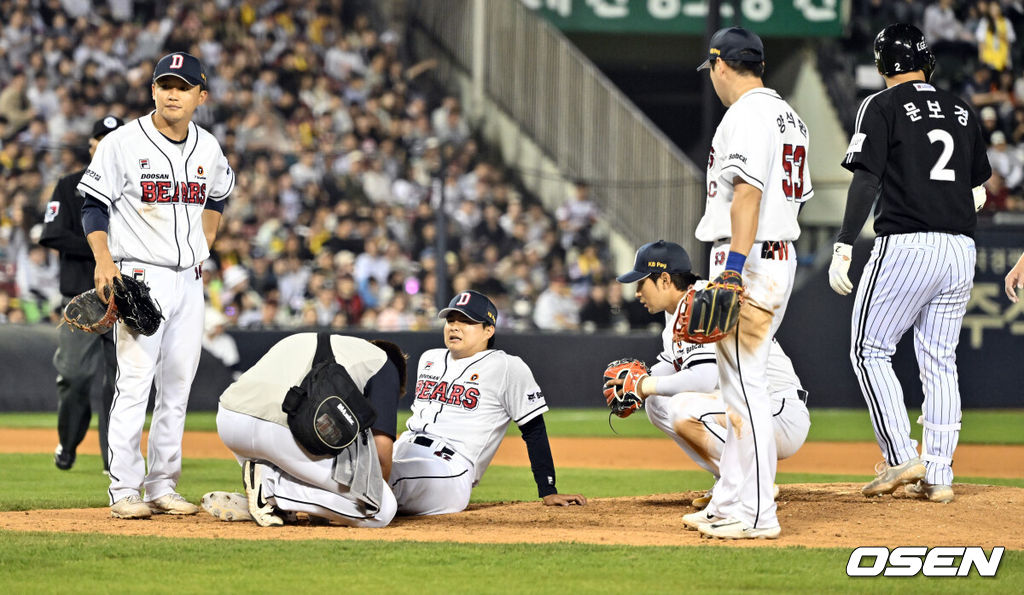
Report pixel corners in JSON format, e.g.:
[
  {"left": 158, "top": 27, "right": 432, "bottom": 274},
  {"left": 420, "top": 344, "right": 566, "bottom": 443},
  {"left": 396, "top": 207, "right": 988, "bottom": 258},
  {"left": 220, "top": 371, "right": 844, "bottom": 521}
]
[
  {"left": 0, "top": 0, "right": 659, "bottom": 333},
  {"left": 4, "top": 1, "right": 1022, "bottom": 331}
]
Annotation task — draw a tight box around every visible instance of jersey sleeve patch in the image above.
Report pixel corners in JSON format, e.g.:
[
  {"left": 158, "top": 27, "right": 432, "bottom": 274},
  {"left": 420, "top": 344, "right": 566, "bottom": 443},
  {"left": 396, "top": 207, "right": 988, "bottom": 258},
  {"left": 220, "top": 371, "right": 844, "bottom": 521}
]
[
  {"left": 846, "top": 133, "right": 866, "bottom": 154},
  {"left": 44, "top": 201, "right": 60, "bottom": 223}
]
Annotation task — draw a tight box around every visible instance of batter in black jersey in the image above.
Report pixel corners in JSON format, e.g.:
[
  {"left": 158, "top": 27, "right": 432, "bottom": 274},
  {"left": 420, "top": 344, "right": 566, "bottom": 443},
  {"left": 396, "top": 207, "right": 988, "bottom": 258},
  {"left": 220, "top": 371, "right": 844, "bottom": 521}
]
[{"left": 828, "top": 24, "right": 992, "bottom": 504}]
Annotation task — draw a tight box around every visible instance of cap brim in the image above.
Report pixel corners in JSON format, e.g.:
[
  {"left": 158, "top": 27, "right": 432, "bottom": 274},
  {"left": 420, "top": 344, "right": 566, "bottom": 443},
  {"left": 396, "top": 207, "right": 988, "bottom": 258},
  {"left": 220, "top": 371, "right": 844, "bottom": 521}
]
[
  {"left": 616, "top": 270, "right": 650, "bottom": 283},
  {"left": 438, "top": 306, "right": 488, "bottom": 324},
  {"left": 154, "top": 73, "right": 202, "bottom": 88},
  {"left": 697, "top": 58, "right": 712, "bottom": 71}
]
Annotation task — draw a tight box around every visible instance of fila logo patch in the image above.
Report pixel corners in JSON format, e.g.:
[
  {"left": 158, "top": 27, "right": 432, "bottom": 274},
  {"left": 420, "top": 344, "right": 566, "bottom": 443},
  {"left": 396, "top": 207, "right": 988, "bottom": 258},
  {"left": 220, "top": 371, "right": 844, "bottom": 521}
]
[{"left": 139, "top": 159, "right": 150, "bottom": 169}]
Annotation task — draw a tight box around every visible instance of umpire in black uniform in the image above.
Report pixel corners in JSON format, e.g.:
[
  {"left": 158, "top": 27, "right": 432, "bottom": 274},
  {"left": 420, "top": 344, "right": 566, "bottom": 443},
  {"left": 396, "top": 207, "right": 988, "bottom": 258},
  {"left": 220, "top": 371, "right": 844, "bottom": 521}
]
[{"left": 39, "top": 115, "right": 124, "bottom": 472}]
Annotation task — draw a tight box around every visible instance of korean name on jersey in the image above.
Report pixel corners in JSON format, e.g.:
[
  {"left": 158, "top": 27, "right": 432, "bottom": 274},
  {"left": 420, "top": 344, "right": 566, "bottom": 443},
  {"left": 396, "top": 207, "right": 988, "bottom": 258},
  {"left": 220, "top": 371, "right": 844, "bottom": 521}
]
[{"left": 695, "top": 89, "right": 813, "bottom": 243}]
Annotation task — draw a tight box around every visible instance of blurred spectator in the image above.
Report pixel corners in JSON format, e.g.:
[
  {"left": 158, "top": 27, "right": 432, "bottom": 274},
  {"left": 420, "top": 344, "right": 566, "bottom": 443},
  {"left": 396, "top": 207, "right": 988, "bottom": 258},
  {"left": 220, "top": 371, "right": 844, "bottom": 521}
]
[
  {"left": 203, "top": 308, "right": 241, "bottom": 377},
  {"left": 556, "top": 180, "right": 599, "bottom": 250},
  {"left": 579, "top": 283, "right": 613, "bottom": 332},
  {"left": 0, "top": 70, "right": 35, "bottom": 136},
  {"left": 988, "top": 131, "right": 1024, "bottom": 192},
  {"left": 925, "top": 0, "right": 976, "bottom": 49},
  {"left": 963, "top": 65, "right": 1011, "bottom": 110},
  {"left": 976, "top": 0, "right": 1016, "bottom": 72},
  {"left": 533, "top": 275, "right": 579, "bottom": 331}
]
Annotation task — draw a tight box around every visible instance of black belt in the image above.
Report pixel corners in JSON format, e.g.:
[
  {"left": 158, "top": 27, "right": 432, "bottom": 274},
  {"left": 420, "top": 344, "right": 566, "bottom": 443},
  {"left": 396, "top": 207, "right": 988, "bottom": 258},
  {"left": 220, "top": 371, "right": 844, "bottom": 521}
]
[
  {"left": 413, "top": 435, "right": 457, "bottom": 460},
  {"left": 797, "top": 389, "right": 809, "bottom": 405}
]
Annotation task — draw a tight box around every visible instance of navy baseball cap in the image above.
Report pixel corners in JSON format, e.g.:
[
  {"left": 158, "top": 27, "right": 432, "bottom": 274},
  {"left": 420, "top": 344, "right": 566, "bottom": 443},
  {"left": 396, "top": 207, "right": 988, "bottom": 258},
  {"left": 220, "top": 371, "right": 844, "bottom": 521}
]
[
  {"left": 617, "top": 240, "right": 692, "bottom": 283},
  {"left": 438, "top": 290, "right": 498, "bottom": 326},
  {"left": 153, "top": 52, "right": 207, "bottom": 89},
  {"left": 697, "top": 27, "right": 765, "bottom": 71},
  {"left": 91, "top": 115, "right": 124, "bottom": 139}
]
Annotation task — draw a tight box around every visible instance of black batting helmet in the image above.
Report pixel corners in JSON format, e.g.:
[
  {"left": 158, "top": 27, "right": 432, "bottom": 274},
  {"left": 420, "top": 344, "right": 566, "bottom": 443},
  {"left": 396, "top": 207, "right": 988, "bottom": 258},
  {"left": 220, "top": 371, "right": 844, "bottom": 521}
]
[{"left": 874, "top": 24, "right": 935, "bottom": 81}]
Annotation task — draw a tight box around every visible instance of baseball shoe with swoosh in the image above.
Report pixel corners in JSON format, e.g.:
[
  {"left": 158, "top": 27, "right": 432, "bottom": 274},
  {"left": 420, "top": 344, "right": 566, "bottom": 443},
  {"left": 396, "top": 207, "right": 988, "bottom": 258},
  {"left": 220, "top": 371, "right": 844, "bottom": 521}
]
[
  {"left": 243, "top": 460, "right": 283, "bottom": 527},
  {"left": 682, "top": 509, "right": 724, "bottom": 531},
  {"left": 905, "top": 480, "right": 954, "bottom": 503},
  {"left": 698, "top": 517, "right": 780, "bottom": 540},
  {"left": 202, "top": 491, "right": 254, "bottom": 521},
  {"left": 862, "top": 457, "right": 926, "bottom": 497}
]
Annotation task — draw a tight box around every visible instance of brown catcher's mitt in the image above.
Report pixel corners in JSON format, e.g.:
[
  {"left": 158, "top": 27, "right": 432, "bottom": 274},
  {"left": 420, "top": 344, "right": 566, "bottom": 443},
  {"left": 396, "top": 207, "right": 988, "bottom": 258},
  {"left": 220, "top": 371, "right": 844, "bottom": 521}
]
[
  {"left": 603, "top": 358, "right": 649, "bottom": 418},
  {"left": 63, "top": 287, "right": 118, "bottom": 334},
  {"left": 673, "top": 270, "right": 744, "bottom": 344}
]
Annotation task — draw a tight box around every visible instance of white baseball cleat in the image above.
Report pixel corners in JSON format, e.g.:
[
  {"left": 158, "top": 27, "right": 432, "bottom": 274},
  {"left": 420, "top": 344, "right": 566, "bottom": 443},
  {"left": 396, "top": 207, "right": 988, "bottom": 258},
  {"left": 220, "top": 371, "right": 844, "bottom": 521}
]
[
  {"left": 147, "top": 493, "right": 199, "bottom": 515},
  {"left": 243, "top": 460, "right": 283, "bottom": 527},
  {"left": 682, "top": 509, "right": 724, "bottom": 531},
  {"left": 110, "top": 494, "right": 152, "bottom": 519},
  {"left": 698, "top": 517, "right": 780, "bottom": 540},
  {"left": 774, "top": 483, "right": 780, "bottom": 499},
  {"left": 862, "top": 457, "right": 926, "bottom": 497},
  {"left": 905, "top": 480, "right": 954, "bottom": 503},
  {"left": 201, "top": 491, "right": 254, "bottom": 521}
]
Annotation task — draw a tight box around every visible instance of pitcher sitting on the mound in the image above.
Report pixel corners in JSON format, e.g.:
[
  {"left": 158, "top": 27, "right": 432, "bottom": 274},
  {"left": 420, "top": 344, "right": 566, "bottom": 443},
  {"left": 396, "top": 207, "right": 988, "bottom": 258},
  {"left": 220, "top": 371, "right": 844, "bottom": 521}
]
[{"left": 389, "top": 290, "right": 587, "bottom": 515}]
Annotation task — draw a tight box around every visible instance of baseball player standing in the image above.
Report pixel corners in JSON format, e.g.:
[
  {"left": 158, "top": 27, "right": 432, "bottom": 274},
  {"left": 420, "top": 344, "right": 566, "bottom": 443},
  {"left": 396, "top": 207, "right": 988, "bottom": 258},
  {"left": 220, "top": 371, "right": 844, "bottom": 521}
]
[
  {"left": 829, "top": 24, "right": 991, "bottom": 504},
  {"left": 611, "top": 241, "right": 810, "bottom": 513},
  {"left": 389, "top": 290, "right": 586, "bottom": 515},
  {"left": 693, "top": 27, "right": 812, "bottom": 539},
  {"left": 40, "top": 115, "right": 124, "bottom": 473},
  {"left": 78, "top": 52, "right": 234, "bottom": 518}
]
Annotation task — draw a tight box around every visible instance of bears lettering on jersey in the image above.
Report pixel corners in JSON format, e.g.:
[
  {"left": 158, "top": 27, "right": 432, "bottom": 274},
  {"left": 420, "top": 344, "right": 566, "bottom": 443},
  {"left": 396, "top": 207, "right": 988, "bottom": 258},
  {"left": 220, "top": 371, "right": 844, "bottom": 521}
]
[
  {"left": 414, "top": 379, "right": 480, "bottom": 409},
  {"left": 140, "top": 181, "right": 207, "bottom": 204}
]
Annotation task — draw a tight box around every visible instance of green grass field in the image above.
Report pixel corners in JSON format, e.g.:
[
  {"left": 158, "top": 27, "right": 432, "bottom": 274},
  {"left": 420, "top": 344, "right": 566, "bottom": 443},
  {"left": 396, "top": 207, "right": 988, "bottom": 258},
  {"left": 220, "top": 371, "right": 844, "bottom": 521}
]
[
  {"left": 4, "top": 408, "right": 1024, "bottom": 443},
  {"left": 1, "top": 409, "right": 1021, "bottom": 592}
]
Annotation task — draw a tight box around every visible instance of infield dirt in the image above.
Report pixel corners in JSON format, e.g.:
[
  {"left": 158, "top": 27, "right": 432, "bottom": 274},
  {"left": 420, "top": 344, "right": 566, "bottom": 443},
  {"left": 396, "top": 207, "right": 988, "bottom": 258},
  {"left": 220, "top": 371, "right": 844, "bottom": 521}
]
[{"left": 3, "top": 429, "right": 1022, "bottom": 548}]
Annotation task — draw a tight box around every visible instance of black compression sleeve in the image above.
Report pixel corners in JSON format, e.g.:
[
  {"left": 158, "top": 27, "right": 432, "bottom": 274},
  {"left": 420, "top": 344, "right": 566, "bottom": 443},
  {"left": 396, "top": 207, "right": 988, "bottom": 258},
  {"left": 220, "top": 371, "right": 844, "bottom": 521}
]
[
  {"left": 82, "top": 197, "right": 110, "bottom": 235},
  {"left": 519, "top": 415, "right": 557, "bottom": 498},
  {"left": 836, "top": 168, "right": 880, "bottom": 245}
]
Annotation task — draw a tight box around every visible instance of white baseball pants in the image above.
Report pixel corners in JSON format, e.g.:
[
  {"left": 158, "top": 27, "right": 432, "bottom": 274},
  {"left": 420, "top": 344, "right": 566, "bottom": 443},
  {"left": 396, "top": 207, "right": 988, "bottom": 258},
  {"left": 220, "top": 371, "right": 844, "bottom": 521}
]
[
  {"left": 390, "top": 432, "right": 475, "bottom": 516},
  {"left": 217, "top": 407, "right": 396, "bottom": 527},
  {"left": 644, "top": 387, "right": 810, "bottom": 476},
  {"left": 107, "top": 260, "right": 203, "bottom": 505},
  {"left": 706, "top": 241, "right": 797, "bottom": 531}
]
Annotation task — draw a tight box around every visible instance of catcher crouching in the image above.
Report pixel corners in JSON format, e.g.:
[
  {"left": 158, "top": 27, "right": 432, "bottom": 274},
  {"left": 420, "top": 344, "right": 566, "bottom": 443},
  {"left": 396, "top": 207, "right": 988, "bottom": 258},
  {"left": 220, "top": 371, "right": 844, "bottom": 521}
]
[{"left": 606, "top": 240, "right": 809, "bottom": 523}]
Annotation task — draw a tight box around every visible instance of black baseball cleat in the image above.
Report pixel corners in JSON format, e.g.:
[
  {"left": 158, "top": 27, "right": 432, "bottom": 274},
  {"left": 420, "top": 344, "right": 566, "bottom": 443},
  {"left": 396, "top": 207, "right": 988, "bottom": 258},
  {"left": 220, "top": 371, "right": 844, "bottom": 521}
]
[{"left": 54, "top": 445, "right": 76, "bottom": 470}]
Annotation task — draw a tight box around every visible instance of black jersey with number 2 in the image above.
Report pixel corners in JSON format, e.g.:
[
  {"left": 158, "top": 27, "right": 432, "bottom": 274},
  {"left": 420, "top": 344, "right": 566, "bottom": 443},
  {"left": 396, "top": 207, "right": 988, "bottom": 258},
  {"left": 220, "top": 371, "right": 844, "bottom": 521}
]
[{"left": 842, "top": 81, "right": 991, "bottom": 237}]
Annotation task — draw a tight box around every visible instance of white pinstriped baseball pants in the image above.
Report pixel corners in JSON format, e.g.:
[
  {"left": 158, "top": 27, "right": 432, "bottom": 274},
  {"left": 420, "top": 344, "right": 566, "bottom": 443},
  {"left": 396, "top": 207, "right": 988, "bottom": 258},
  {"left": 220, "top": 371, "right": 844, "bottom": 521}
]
[{"left": 850, "top": 232, "right": 975, "bottom": 486}]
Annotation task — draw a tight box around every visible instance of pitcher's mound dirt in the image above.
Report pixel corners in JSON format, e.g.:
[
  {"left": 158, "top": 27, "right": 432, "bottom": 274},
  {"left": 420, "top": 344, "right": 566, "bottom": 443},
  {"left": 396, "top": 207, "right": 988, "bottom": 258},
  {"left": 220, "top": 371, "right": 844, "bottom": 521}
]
[{"left": 2, "top": 483, "right": 1021, "bottom": 549}]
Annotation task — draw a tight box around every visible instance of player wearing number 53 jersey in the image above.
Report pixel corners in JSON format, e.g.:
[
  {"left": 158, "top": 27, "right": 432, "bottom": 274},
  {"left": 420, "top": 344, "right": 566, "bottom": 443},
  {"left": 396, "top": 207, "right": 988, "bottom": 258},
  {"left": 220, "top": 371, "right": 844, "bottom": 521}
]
[
  {"left": 78, "top": 52, "right": 234, "bottom": 519},
  {"left": 692, "top": 27, "right": 811, "bottom": 540},
  {"left": 389, "top": 291, "right": 586, "bottom": 515},
  {"left": 829, "top": 25, "right": 991, "bottom": 504}
]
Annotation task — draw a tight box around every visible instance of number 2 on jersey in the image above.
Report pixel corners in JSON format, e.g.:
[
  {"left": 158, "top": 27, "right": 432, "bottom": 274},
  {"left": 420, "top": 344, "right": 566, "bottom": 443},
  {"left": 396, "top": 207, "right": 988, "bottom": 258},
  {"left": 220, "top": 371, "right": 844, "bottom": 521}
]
[
  {"left": 781, "top": 144, "right": 806, "bottom": 200},
  {"left": 926, "top": 129, "right": 955, "bottom": 181}
]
